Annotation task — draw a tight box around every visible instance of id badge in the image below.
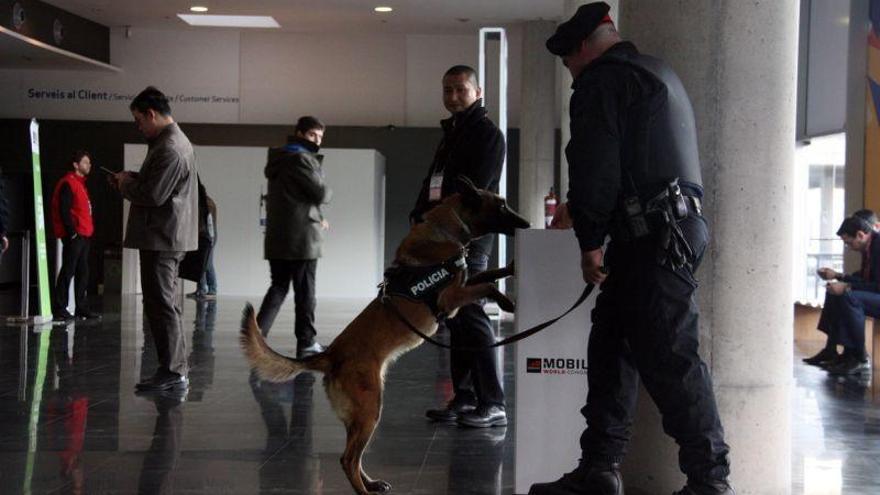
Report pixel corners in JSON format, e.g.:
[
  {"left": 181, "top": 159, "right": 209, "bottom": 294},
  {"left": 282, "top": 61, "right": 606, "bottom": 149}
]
[{"left": 429, "top": 173, "right": 443, "bottom": 202}]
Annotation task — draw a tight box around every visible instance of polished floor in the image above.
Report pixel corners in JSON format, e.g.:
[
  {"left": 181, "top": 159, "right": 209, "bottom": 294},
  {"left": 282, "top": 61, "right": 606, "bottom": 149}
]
[
  {"left": 0, "top": 297, "right": 878, "bottom": 494},
  {"left": 0, "top": 296, "right": 515, "bottom": 494}
]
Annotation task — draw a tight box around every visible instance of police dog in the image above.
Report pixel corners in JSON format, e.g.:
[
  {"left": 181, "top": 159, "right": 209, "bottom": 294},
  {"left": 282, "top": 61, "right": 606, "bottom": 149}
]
[{"left": 239, "top": 176, "right": 529, "bottom": 495}]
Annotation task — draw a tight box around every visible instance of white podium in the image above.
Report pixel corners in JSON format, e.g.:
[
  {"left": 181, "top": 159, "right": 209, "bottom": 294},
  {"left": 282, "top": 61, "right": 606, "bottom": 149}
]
[{"left": 514, "top": 229, "right": 598, "bottom": 494}]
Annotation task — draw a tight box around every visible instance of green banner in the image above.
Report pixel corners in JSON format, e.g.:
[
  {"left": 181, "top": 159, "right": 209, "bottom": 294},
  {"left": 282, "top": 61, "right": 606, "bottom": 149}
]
[{"left": 29, "top": 119, "right": 52, "bottom": 322}]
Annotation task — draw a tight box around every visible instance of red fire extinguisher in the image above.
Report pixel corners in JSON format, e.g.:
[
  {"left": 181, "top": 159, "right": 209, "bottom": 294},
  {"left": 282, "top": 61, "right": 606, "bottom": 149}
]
[{"left": 544, "top": 187, "right": 557, "bottom": 228}]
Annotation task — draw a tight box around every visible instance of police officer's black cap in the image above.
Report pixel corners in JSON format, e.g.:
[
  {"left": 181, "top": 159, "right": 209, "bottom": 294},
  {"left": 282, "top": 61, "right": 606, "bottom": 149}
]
[{"left": 546, "top": 2, "right": 612, "bottom": 56}]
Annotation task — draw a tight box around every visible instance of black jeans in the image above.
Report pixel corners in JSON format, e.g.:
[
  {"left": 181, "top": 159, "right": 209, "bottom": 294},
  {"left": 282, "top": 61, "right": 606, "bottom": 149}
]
[
  {"left": 445, "top": 254, "right": 505, "bottom": 408},
  {"left": 580, "top": 214, "right": 730, "bottom": 482},
  {"left": 53, "top": 236, "right": 90, "bottom": 314},
  {"left": 256, "top": 259, "right": 318, "bottom": 345}
]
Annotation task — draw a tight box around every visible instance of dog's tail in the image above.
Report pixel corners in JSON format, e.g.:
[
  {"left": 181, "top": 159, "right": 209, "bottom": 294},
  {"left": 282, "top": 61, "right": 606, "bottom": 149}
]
[{"left": 239, "top": 303, "right": 329, "bottom": 381}]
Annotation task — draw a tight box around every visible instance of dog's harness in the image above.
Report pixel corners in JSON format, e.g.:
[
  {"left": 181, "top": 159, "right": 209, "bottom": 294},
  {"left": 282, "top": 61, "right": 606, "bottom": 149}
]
[{"left": 379, "top": 251, "right": 468, "bottom": 319}]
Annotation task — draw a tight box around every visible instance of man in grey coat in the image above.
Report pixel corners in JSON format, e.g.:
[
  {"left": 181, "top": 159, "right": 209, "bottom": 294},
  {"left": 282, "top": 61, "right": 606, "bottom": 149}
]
[
  {"left": 256, "top": 116, "right": 332, "bottom": 358},
  {"left": 110, "top": 86, "right": 198, "bottom": 392}
]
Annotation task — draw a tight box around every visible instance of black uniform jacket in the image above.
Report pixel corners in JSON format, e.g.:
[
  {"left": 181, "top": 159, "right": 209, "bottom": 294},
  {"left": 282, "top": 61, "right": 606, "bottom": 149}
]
[
  {"left": 567, "top": 41, "right": 703, "bottom": 252},
  {"left": 410, "top": 100, "right": 505, "bottom": 259}
]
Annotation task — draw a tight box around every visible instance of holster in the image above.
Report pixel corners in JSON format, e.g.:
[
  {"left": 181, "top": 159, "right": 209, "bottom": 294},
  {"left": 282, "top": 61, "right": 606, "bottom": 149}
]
[{"left": 615, "top": 178, "right": 699, "bottom": 270}]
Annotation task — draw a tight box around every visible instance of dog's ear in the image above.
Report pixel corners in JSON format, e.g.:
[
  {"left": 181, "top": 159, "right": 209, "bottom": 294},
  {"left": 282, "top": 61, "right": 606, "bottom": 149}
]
[{"left": 455, "top": 175, "right": 481, "bottom": 209}]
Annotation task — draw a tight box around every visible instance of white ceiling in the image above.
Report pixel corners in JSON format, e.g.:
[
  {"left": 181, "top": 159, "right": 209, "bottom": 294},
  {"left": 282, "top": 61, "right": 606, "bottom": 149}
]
[{"left": 45, "top": 0, "right": 566, "bottom": 34}]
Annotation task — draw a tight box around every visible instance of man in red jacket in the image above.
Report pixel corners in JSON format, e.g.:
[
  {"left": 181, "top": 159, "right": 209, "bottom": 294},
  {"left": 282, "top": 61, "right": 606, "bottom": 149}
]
[{"left": 51, "top": 150, "right": 99, "bottom": 321}]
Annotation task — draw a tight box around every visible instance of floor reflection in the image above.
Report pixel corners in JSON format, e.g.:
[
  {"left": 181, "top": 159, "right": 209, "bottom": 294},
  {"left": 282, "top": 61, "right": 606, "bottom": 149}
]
[
  {"left": 793, "top": 343, "right": 880, "bottom": 494},
  {"left": 0, "top": 297, "right": 516, "bottom": 494},
  {"left": 251, "top": 372, "right": 324, "bottom": 493},
  {"left": 137, "top": 390, "right": 186, "bottom": 495}
]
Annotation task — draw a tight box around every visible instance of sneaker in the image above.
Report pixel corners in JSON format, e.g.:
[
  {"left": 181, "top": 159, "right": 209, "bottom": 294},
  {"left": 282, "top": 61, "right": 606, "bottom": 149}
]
[
  {"left": 528, "top": 461, "right": 623, "bottom": 495},
  {"left": 826, "top": 355, "right": 871, "bottom": 376},
  {"left": 185, "top": 291, "right": 204, "bottom": 300},
  {"left": 203, "top": 292, "right": 217, "bottom": 300},
  {"left": 456, "top": 404, "right": 508, "bottom": 428},
  {"left": 802, "top": 347, "right": 839, "bottom": 366},
  {"left": 296, "top": 342, "right": 325, "bottom": 359},
  {"left": 426, "top": 397, "right": 477, "bottom": 422}
]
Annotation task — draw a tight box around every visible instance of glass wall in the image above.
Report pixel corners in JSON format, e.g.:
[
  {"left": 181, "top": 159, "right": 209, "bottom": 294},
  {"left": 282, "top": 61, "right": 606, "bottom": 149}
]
[{"left": 793, "top": 133, "right": 846, "bottom": 305}]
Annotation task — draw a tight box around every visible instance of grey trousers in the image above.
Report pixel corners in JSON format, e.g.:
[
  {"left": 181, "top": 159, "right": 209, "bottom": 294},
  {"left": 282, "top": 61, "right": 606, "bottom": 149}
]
[{"left": 140, "top": 250, "right": 188, "bottom": 376}]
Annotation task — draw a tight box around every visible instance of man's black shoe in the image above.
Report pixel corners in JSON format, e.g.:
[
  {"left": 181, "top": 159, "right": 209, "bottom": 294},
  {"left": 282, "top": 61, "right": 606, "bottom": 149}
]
[
  {"left": 818, "top": 353, "right": 847, "bottom": 370},
  {"left": 826, "top": 355, "right": 871, "bottom": 376},
  {"left": 135, "top": 373, "right": 189, "bottom": 392},
  {"left": 53, "top": 311, "right": 75, "bottom": 323},
  {"left": 673, "top": 479, "right": 735, "bottom": 495},
  {"left": 75, "top": 310, "right": 101, "bottom": 320},
  {"left": 457, "top": 404, "right": 507, "bottom": 428},
  {"left": 528, "top": 462, "right": 623, "bottom": 495},
  {"left": 802, "top": 347, "right": 838, "bottom": 366},
  {"left": 426, "top": 398, "right": 476, "bottom": 422},
  {"left": 296, "top": 342, "right": 325, "bottom": 359}
]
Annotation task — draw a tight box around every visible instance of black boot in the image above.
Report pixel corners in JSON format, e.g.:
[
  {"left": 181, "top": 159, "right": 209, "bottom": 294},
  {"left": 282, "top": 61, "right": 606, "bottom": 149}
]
[
  {"left": 528, "top": 461, "right": 623, "bottom": 495},
  {"left": 673, "top": 479, "right": 735, "bottom": 495}
]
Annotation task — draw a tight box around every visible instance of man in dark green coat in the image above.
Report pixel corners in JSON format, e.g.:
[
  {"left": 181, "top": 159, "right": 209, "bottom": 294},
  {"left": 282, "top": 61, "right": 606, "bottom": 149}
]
[{"left": 256, "top": 116, "right": 332, "bottom": 358}]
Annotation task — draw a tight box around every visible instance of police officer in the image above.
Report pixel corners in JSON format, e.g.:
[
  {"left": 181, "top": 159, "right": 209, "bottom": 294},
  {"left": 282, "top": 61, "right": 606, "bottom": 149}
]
[{"left": 530, "top": 4, "right": 734, "bottom": 495}]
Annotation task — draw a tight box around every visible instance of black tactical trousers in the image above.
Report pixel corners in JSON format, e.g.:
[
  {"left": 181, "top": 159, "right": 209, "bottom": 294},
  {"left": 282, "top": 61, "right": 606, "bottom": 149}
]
[
  {"left": 445, "top": 254, "right": 505, "bottom": 407},
  {"left": 257, "top": 259, "right": 318, "bottom": 345},
  {"left": 580, "top": 214, "right": 730, "bottom": 482}
]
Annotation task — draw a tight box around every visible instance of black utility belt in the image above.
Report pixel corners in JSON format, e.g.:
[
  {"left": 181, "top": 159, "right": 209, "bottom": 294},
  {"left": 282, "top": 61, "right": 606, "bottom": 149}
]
[{"left": 616, "top": 178, "right": 701, "bottom": 241}]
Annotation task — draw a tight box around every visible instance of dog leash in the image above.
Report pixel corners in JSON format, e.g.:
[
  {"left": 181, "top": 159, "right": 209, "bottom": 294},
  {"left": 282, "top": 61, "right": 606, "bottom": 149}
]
[{"left": 382, "top": 283, "right": 595, "bottom": 351}]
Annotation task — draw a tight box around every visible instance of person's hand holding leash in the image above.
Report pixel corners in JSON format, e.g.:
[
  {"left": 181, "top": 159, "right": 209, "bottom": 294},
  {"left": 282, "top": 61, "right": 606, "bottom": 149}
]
[
  {"left": 550, "top": 201, "right": 573, "bottom": 229},
  {"left": 581, "top": 248, "right": 607, "bottom": 284}
]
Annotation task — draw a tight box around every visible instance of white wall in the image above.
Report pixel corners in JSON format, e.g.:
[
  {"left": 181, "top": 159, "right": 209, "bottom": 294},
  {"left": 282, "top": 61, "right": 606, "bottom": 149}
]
[
  {"left": 0, "top": 26, "right": 525, "bottom": 127},
  {"left": 122, "top": 144, "right": 385, "bottom": 299}
]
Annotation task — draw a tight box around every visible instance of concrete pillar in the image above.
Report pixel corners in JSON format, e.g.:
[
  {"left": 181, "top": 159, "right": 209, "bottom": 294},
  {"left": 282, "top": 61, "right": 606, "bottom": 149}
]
[
  {"left": 845, "top": 0, "right": 869, "bottom": 271},
  {"left": 519, "top": 21, "right": 558, "bottom": 228},
  {"left": 558, "top": 0, "right": 620, "bottom": 198},
  {"left": 615, "top": 1, "right": 798, "bottom": 494}
]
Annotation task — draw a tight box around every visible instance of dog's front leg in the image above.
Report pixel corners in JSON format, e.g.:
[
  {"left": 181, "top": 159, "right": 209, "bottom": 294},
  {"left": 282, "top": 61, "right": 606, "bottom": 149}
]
[
  {"left": 466, "top": 262, "right": 515, "bottom": 286},
  {"left": 438, "top": 282, "right": 515, "bottom": 314}
]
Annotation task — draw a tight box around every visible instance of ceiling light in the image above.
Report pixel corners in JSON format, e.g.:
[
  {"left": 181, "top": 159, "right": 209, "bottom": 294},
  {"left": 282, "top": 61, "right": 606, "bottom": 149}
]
[
  {"left": 177, "top": 14, "right": 280, "bottom": 28},
  {"left": 374, "top": 6, "right": 393, "bottom": 13},
  {"left": 190, "top": 6, "right": 208, "bottom": 13}
]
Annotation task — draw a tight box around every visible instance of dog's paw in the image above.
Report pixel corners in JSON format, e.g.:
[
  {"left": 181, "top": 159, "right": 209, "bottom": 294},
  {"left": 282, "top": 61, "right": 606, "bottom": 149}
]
[
  {"left": 497, "top": 295, "right": 516, "bottom": 313},
  {"left": 365, "top": 479, "right": 392, "bottom": 493}
]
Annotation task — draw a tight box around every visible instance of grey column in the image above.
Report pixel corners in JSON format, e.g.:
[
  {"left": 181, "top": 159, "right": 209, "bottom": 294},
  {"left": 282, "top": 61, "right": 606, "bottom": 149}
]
[
  {"left": 616, "top": 1, "right": 798, "bottom": 494},
  {"left": 519, "top": 20, "right": 558, "bottom": 228},
  {"left": 559, "top": 0, "right": 620, "bottom": 198}
]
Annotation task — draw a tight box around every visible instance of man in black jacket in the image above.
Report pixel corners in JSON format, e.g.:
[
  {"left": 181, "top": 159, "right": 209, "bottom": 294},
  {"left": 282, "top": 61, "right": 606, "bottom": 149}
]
[
  {"left": 414, "top": 65, "right": 507, "bottom": 428},
  {"left": 530, "top": 4, "right": 733, "bottom": 495},
  {"left": 807, "top": 215, "right": 880, "bottom": 375},
  {"left": 257, "top": 116, "right": 332, "bottom": 358}
]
